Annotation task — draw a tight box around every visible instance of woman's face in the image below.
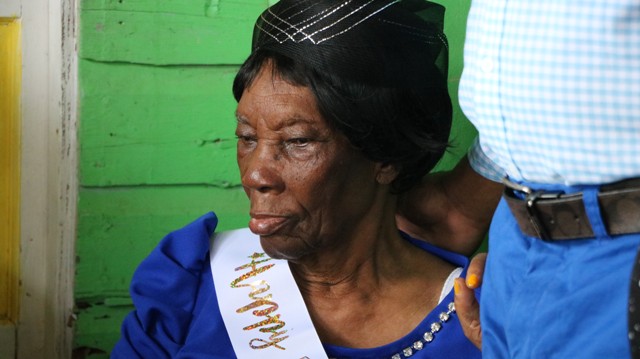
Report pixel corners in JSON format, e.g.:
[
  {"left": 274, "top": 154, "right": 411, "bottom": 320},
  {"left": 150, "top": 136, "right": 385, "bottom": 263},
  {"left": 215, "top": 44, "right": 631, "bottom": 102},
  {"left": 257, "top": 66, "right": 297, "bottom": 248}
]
[{"left": 235, "top": 63, "right": 383, "bottom": 260}]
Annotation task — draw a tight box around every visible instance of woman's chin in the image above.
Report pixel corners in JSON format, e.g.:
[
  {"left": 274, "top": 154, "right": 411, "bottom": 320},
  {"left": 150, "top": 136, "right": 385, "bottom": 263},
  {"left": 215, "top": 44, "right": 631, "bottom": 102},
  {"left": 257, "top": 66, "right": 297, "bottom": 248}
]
[{"left": 259, "top": 236, "right": 310, "bottom": 261}]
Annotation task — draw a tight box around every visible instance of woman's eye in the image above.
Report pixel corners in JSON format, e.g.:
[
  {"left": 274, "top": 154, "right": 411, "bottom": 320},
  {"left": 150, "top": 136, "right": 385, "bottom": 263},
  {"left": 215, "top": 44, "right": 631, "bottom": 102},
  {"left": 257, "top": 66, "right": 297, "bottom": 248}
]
[
  {"left": 286, "top": 138, "right": 311, "bottom": 147},
  {"left": 236, "top": 135, "right": 256, "bottom": 144}
]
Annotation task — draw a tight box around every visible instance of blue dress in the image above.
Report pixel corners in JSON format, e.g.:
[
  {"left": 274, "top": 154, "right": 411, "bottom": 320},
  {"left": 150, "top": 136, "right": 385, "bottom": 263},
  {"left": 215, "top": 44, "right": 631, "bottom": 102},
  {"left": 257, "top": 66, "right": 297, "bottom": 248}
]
[{"left": 112, "top": 212, "right": 481, "bottom": 358}]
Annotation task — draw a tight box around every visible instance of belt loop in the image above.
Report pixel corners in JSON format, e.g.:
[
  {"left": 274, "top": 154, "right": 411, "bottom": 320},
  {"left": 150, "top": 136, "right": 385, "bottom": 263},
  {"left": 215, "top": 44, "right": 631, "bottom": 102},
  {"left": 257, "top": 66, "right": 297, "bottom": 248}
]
[{"left": 582, "top": 187, "right": 611, "bottom": 240}]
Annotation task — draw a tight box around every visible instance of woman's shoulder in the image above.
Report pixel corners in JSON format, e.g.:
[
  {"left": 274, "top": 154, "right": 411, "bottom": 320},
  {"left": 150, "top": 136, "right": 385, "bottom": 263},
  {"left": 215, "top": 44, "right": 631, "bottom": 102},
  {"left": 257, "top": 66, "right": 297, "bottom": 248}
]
[
  {"left": 401, "top": 231, "right": 470, "bottom": 269},
  {"left": 126, "top": 212, "right": 221, "bottom": 311},
  {"left": 112, "top": 212, "right": 226, "bottom": 358},
  {"left": 149, "top": 212, "right": 219, "bottom": 272}
]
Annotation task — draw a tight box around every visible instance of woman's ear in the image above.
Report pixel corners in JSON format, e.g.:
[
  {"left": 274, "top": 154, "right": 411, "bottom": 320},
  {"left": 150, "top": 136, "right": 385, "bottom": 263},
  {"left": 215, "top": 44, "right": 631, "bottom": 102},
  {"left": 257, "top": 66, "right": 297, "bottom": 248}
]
[{"left": 375, "top": 163, "right": 399, "bottom": 185}]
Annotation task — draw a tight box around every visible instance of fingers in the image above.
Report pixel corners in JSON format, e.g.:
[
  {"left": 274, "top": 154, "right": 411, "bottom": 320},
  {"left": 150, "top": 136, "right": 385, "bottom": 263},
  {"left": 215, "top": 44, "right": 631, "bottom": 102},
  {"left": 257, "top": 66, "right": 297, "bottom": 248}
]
[
  {"left": 454, "top": 253, "right": 487, "bottom": 350},
  {"left": 466, "top": 252, "right": 487, "bottom": 289},
  {"left": 454, "top": 277, "right": 482, "bottom": 349}
]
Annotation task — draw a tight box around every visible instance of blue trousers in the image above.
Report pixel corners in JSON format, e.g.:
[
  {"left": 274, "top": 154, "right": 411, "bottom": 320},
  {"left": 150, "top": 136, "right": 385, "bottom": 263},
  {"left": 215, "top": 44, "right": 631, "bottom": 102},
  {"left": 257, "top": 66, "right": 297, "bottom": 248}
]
[{"left": 482, "top": 183, "right": 640, "bottom": 358}]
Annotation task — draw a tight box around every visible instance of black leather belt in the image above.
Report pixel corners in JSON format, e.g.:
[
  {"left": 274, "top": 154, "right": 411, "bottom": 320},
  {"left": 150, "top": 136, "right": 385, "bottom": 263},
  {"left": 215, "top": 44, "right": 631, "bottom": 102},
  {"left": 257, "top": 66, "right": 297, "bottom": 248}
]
[{"left": 503, "top": 177, "right": 640, "bottom": 240}]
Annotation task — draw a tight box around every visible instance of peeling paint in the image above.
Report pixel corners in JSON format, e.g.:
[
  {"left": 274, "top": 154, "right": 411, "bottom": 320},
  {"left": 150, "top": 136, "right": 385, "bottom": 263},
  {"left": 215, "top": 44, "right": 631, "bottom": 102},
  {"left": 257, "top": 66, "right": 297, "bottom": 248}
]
[{"left": 205, "top": 0, "right": 219, "bottom": 17}]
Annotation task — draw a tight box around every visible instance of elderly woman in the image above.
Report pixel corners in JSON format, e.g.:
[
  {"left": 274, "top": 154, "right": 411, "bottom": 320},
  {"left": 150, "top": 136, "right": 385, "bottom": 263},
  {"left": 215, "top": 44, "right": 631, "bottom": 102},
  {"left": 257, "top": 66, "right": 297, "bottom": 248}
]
[{"left": 112, "top": 0, "right": 483, "bottom": 358}]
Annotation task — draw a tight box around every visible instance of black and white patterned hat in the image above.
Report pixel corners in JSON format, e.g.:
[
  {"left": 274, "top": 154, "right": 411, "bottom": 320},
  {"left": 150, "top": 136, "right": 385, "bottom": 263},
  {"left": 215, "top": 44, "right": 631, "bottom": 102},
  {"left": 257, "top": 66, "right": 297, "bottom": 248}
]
[{"left": 251, "top": 0, "right": 449, "bottom": 90}]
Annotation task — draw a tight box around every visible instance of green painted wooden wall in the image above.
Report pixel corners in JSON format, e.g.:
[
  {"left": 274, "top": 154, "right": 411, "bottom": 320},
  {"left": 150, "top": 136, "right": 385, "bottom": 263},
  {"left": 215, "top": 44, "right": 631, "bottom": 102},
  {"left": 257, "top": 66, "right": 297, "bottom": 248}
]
[{"left": 74, "top": 0, "right": 473, "bottom": 356}]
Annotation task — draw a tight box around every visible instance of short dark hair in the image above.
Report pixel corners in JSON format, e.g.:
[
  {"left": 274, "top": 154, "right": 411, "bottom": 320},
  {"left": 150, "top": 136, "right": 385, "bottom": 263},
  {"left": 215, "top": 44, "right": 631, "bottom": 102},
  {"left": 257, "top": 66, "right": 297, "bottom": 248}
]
[{"left": 233, "top": 49, "right": 451, "bottom": 194}]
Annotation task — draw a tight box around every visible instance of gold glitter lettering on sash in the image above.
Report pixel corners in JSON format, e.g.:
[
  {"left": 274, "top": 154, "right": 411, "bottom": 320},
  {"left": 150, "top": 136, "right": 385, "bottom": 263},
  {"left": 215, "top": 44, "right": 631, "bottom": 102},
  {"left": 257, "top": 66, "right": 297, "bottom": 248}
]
[
  {"left": 236, "top": 298, "right": 279, "bottom": 316},
  {"left": 250, "top": 335, "right": 288, "bottom": 350},
  {"left": 244, "top": 314, "right": 287, "bottom": 332},
  {"left": 248, "top": 280, "right": 271, "bottom": 299},
  {"left": 231, "top": 252, "right": 289, "bottom": 351},
  {"left": 230, "top": 252, "right": 275, "bottom": 289}
]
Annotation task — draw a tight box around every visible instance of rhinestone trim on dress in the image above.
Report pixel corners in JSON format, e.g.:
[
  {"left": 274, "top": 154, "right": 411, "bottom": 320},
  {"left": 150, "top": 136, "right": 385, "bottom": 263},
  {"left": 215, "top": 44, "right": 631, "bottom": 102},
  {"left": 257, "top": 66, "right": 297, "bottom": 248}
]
[{"left": 390, "top": 301, "right": 456, "bottom": 358}]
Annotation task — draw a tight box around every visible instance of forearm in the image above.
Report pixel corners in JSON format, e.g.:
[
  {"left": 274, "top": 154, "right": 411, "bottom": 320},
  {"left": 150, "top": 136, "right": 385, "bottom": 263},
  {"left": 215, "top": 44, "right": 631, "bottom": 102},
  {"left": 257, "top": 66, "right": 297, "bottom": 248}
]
[{"left": 397, "top": 156, "right": 503, "bottom": 255}]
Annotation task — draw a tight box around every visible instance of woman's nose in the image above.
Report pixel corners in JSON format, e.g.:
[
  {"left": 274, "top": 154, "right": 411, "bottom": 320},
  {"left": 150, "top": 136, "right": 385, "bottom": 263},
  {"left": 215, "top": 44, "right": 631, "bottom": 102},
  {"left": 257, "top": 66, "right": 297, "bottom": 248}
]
[{"left": 240, "top": 142, "right": 285, "bottom": 194}]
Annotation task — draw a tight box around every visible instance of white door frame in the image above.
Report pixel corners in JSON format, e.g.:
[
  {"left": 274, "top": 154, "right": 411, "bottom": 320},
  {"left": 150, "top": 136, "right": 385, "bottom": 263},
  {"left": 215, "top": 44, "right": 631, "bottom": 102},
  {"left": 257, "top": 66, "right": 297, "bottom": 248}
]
[{"left": 1, "top": 0, "right": 77, "bottom": 357}]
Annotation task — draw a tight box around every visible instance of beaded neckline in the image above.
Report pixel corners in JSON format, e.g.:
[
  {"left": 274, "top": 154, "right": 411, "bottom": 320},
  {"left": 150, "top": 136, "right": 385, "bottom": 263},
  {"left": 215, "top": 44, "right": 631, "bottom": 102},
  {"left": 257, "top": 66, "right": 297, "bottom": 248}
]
[
  {"left": 324, "top": 235, "right": 467, "bottom": 359},
  {"left": 390, "top": 301, "right": 456, "bottom": 359},
  {"left": 326, "top": 301, "right": 457, "bottom": 359}
]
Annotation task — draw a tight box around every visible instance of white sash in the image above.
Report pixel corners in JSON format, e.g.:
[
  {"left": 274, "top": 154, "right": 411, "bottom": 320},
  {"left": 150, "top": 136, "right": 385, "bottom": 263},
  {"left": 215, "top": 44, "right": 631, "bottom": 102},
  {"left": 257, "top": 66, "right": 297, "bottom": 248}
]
[{"left": 210, "top": 228, "right": 328, "bottom": 359}]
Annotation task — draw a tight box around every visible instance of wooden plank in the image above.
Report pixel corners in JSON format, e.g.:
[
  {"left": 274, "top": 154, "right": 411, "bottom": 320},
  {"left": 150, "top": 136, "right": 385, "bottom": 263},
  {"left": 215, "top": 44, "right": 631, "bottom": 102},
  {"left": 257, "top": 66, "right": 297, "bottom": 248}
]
[
  {"left": 79, "top": 59, "right": 241, "bottom": 187},
  {"left": 74, "top": 184, "right": 250, "bottom": 354},
  {"left": 0, "top": 3, "right": 20, "bottom": 17},
  {"left": 79, "top": 1, "right": 269, "bottom": 65},
  {"left": 73, "top": 303, "right": 131, "bottom": 358},
  {"left": 0, "top": 324, "right": 16, "bottom": 359},
  {"left": 80, "top": 0, "right": 275, "bottom": 17},
  {"left": 81, "top": 0, "right": 213, "bottom": 16},
  {"left": 73, "top": 185, "right": 249, "bottom": 353},
  {"left": 75, "top": 186, "right": 249, "bottom": 297},
  {"left": 0, "top": 17, "right": 21, "bottom": 325}
]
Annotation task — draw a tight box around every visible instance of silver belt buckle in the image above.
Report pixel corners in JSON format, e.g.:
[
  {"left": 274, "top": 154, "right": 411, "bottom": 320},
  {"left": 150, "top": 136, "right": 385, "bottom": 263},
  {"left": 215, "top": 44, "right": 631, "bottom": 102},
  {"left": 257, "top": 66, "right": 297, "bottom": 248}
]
[{"left": 502, "top": 177, "right": 558, "bottom": 240}]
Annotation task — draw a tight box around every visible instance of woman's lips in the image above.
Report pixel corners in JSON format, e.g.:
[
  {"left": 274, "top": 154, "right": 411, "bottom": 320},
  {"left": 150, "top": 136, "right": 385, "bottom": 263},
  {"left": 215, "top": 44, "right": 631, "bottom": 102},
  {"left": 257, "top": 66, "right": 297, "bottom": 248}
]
[{"left": 248, "top": 215, "right": 288, "bottom": 236}]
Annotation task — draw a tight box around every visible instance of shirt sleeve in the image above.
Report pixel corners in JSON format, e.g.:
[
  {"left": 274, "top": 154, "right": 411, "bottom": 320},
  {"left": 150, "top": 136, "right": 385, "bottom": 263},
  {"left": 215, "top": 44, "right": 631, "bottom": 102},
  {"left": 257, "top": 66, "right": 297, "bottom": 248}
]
[
  {"left": 111, "top": 212, "right": 219, "bottom": 358},
  {"left": 467, "top": 136, "right": 505, "bottom": 182}
]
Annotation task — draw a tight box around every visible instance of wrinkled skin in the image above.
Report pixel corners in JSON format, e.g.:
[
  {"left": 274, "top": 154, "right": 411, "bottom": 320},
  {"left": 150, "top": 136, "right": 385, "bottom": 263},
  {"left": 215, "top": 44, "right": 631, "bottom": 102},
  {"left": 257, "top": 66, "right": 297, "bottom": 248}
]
[{"left": 235, "top": 62, "right": 393, "bottom": 262}]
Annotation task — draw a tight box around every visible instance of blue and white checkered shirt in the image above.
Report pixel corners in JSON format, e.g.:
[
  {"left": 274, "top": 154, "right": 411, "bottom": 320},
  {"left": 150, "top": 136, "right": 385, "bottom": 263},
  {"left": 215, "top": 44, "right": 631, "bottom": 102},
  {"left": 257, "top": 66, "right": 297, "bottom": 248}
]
[{"left": 461, "top": 0, "right": 640, "bottom": 185}]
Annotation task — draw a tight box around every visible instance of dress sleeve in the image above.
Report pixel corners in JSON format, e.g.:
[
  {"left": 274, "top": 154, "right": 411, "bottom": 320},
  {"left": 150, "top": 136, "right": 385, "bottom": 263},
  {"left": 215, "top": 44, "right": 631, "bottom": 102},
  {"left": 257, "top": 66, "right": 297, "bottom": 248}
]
[{"left": 111, "top": 212, "right": 219, "bottom": 358}]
